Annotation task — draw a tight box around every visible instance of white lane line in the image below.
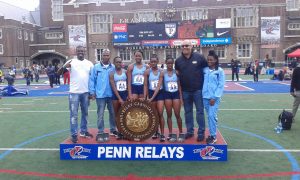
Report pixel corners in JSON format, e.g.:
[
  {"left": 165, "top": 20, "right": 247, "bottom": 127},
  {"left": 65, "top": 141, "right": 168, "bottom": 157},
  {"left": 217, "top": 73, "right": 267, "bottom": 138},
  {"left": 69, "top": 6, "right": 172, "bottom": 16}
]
[
  {"left": 0, "top": 148, "right": 59, "bottom": 151},
  {"left": 0, "top": 108, "right": 12, "bottom": 110},
  {"left": 235, "top": 83, "right": 254, "bottom": 91},
  {"left": 1, "top": 148, "right": 300, "bottom": 152},
  {"left": 0, "top": 109, "right": 291, "bottom": 113},
  {"left": 229, "top": 149, "right": 300, "bottom": 152},
  {"left": 220, "top": 109, "right": 290, "bottom": 111},
  {"left": 2, "top": 104, "right": 32, "bottom": 106}
]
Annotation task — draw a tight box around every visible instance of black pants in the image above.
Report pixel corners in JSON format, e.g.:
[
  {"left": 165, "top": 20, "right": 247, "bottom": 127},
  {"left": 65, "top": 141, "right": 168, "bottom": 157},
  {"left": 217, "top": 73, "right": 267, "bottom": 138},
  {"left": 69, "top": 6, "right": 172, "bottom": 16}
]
[
  {"left": 49, "top": 75, "right": 55, "bottom": 88},
  {"left": 232, "top": 71, "right": 239, "bottom": 81}
]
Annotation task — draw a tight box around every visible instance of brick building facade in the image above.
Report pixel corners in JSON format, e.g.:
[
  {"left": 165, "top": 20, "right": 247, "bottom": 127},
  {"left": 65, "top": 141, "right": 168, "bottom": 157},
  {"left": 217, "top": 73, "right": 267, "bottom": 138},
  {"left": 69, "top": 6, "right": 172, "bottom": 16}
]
[{"left": 1, "top": 0, "right": 300, "bottom": 68}]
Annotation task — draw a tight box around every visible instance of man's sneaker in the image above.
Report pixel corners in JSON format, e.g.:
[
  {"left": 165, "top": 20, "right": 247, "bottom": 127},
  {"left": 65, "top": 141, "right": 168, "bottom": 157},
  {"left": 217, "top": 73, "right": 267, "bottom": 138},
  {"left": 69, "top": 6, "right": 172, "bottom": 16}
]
[
  {"left": 160, "top": 134, "right": 166, "bottom": 142},
  {"left": 152, "top": 131, "right": 160, "bottom": 139},
  {"left": 80, "top": 131, "right": 93, "bottom": 138},
  {"left": 184, "top": 133, "right": 194, "bottom": 139},
  {"left": 206, "top": 136, "right": 217, "bottom": 144},
  {"left": 197, "top": 134, "right": 205, "bottom": 142},
  {"left": 110, "top": 131, "right": 119, "bottom": 137},
  {"left": 71, "top": 135, "right": 78, "bottom": 143},
  {"left": 96, "top": 133, "right": 105, "bottom": 143}
]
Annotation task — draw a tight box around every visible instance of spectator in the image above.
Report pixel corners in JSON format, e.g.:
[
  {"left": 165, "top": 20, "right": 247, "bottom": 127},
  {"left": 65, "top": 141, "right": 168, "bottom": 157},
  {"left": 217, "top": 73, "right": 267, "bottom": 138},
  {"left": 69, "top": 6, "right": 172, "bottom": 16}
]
[
  {"left": 46, "top": 64, "right": 55, "bottom": 88},
  {"left": 290, "top": 58, "right": 300, "bottom": 122},
  {"left": 231, "top": 59, "right": 239, "bottom": 81}
]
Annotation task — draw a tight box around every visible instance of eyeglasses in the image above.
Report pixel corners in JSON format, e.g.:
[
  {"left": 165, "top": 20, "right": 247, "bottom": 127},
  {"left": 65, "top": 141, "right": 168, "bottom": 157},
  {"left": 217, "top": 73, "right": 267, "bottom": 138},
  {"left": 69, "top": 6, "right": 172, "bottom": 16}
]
[{"left": 181, "top": 45, "right": 190, "bottom": 48}]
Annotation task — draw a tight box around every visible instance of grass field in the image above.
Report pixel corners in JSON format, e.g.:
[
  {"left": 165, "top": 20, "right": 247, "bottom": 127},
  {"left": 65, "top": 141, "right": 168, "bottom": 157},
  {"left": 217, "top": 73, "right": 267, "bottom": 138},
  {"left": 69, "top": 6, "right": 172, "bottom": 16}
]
[{"left": 1, "top": 91, "right": 300, "bottom": 179}]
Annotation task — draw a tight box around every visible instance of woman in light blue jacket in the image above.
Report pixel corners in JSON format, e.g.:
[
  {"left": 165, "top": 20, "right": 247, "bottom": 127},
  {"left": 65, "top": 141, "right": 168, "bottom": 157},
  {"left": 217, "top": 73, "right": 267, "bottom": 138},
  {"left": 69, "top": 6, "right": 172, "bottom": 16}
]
[{"left": 202, "top": 50, "right": 225, "bottom": 144}]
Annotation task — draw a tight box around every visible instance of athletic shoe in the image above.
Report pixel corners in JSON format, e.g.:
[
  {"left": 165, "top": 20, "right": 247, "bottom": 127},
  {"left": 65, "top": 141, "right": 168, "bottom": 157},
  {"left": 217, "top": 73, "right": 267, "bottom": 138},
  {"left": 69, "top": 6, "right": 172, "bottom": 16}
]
[
  {"left": 178, "top": 133, "right": 185, "bottom": 142},
  {"left": 168, "top": 134, "right": 177, "bottom": 142},
  {"left": 116, "top": 133, "right": 124, "bottom": 140},
  {"left": 96, "top": 133, "right": 104, "bottom": 143},
  {"left": 71, "top": 135, "right": 78, "bottom": 143},
  {"left": 110, "top": 131, "right": 119, "bottom": 137},
  {"left": 197, "top": 134, "right": 205, "bottom": 142},
  {"left": 160, "top": 134, "right": 166, "bottom": 142},
  {"left": 152, "top": 131, "right": 160, "bottom": 139},
  {"left": 185, "top": 133, "right": 194, "bottom": 139},
  {"left": 206, "top": 136, "right": 217, "bottom": 144},
  {"left": 79, "top": 131, "right": 93, "bottom": 138}
]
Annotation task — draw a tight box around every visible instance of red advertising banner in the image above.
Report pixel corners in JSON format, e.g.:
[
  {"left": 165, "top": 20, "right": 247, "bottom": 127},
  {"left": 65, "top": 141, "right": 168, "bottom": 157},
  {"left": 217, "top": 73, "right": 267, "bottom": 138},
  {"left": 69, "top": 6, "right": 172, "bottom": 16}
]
[
  {"left": 178, "top": 20, "right": 215, "bottom": 39},
  {"left": 113, "top": 24, "right": 127, "bottom": 32}
]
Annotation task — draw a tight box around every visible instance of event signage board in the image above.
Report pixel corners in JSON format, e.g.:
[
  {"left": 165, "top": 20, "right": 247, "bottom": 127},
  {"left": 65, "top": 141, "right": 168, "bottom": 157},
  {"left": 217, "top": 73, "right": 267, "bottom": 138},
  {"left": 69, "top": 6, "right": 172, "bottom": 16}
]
[
  {"left": 201, "top": 37, "right": 232, "bottom": 45},
  {"left": 112, "top": 19, "right": 232, "bottom": 46},
  {"left": 60, "top": 143, "right": 227, "bottom": 161}
]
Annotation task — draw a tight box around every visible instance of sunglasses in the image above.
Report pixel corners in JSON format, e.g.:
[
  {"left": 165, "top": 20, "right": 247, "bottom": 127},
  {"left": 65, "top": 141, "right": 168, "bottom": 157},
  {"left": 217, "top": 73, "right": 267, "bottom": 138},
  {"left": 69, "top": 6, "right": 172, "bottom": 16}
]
[{"left": 181, "top": 45, "right": 190, "bottom": 48}]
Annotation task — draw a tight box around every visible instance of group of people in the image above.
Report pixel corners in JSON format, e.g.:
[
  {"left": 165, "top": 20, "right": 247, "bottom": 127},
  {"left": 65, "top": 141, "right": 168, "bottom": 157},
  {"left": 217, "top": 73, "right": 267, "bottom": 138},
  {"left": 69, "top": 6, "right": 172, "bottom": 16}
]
[{"left": 65, "top": 40, "right": 225, "bottom": 145}]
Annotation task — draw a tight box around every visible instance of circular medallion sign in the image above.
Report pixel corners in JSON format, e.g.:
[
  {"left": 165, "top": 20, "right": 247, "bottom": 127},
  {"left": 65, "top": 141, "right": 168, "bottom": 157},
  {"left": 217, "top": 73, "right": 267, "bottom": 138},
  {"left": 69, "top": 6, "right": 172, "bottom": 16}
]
[{"left": 116, "top": 99, "right": 159, "bottom": 141}]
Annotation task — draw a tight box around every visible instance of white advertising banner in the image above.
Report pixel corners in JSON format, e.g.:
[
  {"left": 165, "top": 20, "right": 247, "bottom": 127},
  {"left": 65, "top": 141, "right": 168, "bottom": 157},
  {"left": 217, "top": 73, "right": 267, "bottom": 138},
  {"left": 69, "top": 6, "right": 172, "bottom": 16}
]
[
  {"left": 261, "top": 17, "right": 280, "bottom": 48},
  {"left": 68, "top": 25, "right": 87, "bottom": 54}
]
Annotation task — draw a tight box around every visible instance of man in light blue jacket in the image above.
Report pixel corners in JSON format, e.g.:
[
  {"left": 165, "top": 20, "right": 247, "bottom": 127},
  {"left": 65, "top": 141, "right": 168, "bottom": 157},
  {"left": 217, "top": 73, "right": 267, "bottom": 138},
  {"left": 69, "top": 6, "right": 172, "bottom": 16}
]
[
  {"left": 202, "top": 50, "right": 225, "bottom": 144},
  {"left": 89, "top": 49, "right": 118, "bottom": 142}
]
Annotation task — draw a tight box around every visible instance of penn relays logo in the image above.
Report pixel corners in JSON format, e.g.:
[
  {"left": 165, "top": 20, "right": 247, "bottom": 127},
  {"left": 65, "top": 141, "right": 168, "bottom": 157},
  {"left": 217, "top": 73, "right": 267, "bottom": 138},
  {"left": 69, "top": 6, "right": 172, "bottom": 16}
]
[
  {"left": 64, "top": 146, "right": 91, "bottom": 159},
  {"left": 193, "top": 146, "right": 223, "bottom": 160}
]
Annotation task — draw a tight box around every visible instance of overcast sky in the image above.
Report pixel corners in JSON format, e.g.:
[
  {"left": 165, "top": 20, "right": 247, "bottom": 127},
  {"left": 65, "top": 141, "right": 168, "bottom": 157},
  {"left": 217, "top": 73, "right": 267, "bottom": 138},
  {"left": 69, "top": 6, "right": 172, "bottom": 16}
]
[{"left": 0, "top": 0, "right": 39, "bottom": 10}]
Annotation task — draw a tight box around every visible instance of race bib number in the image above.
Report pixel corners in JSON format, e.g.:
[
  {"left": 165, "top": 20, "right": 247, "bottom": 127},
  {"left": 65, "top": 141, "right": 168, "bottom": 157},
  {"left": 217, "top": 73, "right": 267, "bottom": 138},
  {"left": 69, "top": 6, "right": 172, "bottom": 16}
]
[
  {"left": 133, "top": 75, "right": 144, "bottom": 85},
  {"left": 116, "top": 81, "right": 127, "bottom": 91},
  {"left": 167, "top": 81, "right": 178, "bottom": 92},
  {"left": 150, "top": 80, "right": 159, "bottom": 90}
]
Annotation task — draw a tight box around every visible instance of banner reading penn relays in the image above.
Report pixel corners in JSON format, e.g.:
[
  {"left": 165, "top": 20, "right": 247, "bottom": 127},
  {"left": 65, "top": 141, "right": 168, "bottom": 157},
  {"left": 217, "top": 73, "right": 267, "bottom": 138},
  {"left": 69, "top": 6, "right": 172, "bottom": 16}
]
[{"left": 60, "top": 144, "right": 227, "bottom": 161}]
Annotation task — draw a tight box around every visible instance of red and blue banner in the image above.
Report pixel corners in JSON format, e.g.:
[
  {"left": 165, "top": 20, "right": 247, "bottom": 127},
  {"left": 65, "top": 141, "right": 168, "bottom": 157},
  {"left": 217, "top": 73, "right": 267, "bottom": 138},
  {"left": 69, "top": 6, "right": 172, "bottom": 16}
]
[{"left": 60, "top": 143, "right": 227, "bottom": 161}]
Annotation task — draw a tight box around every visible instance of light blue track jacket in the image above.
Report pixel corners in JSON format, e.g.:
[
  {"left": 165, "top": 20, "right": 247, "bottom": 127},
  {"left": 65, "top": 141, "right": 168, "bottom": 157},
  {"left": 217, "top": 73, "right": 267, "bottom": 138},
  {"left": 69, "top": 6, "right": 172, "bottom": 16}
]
[
  {"left": 89, "top": 62, "right": 115, "bottom": 98},
  {"left": 202, "top": 67, "right": 225, "bottom": 99}
]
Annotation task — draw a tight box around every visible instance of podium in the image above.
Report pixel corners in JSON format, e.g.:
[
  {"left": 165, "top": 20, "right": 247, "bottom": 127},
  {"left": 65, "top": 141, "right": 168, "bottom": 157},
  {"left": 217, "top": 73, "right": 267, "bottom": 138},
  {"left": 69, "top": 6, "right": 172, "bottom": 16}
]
[{"left": 60, "top": 128, "right": 227, "bottom": 161}]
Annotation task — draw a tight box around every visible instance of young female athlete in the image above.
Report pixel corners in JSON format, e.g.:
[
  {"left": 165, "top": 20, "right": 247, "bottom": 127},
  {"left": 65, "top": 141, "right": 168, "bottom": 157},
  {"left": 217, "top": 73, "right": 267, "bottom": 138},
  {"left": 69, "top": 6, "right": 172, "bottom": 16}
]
[
  {"left": 127, "top": 50, "right": 149, "bottom": 100},
  {"left": 163, "top": 56, "right": 184, "bottom": 142},
  {"left": 202, "top": 50, "right": 225, "bottom": 144},
  {"left": 144, "top": 54, "right": 166, "bottom": 142},
  {"left": 109, "top": 56, "right": 128, "bottom": 139}
]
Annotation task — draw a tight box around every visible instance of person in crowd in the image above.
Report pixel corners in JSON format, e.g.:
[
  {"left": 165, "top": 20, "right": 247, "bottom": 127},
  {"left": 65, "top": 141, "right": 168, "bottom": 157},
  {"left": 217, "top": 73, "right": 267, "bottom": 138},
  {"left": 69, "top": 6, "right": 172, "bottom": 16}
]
[
  {"left": 9, "top": 67, "right": 16, "bottom": 79},
  {"left": 163, "top": 56, "right": 184, "bottom": 142},
  {"left": 54, "top": 63, "right": 61, "bottom": 85},
  {"left": 58, "top": 45, "right": 94, "bottom": 143},
  {"left": 290, "top": 58, "right": 300, "bottom": 122},
  {"left": 33, "top": 64, "right": 40, "bottom": 82},
  {"left": 24, "top": 66, "right": 32, "bottom": 86},
  {"left": 46, "top": 64, "right": 55, "bottom": 88},
  {"left": 202, "top": 50, "right": 225, "bottom": 144},
  {"left": 144, "top": 54, "right": 165, "bottom": 142},
  {"left": 127, "top": 50, "right": 149, "bottom": 100},
  {"left": 253, "top": 60, "right": 259, "bottom": 82},
  {"left": 63, "top": 68, "right": 70, "bottom": 85},
  {"left": 231, "top": 59, "right": 239, "bottom": 81},
  {"left": 175, "top": 39, "right": 208, "bottom": 142},
  {"left": 0, "top": 84, "right": 29, "bottom": 96},
  {"left": 109, "top": 56, "right": 127, "bottom": 139},
  {"left": 0, "top": 69, "right": 3, "bottom": 83},
  {"left": 89, "top": 49, "right": 119, "bottom": 143}
]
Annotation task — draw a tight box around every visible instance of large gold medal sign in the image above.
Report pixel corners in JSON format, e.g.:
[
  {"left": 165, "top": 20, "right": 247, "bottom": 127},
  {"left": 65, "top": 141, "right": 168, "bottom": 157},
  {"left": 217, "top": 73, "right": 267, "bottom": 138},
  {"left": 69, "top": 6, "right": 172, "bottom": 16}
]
[{"left": 116, "top": 100, "right": 159, "bottom": 141}]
